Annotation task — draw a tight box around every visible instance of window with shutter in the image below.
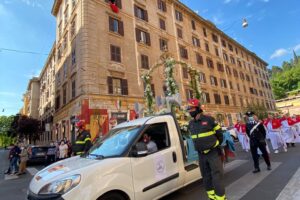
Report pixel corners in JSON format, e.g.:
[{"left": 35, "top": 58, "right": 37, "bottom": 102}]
[
  {"left": 192, "top": 37, "right": 200, "bottom": 47},
  {"left": 159, "top": 18, "right": 166, "bottom": 30},
  {"left": 221, "top": 39, "right": 226, "bottom": 47},
  {"left": 196, "top": 53, "right": 203, "bottom": 65},
  {"left": 205, "top": 43, "right": 209, "bottom": 52},
  {"left": 217, "top": 63, "right": 224, "bottom": 72},
  {"left": 212, "top": 34, "right": 218, "bottom": 43},
  {"left": 157, "top": 0, "right": 166, "bottom": 12},
  {"left": 175, "top": 10, "right": 183, "bottom": 21},
  {"left": 206, "top": 58, "right": 214, "bottom": 69},
  {"left": 141, "top": 54, "right": 149, "bottom": 69},
  {"left": 203, "top": 27, "right": 207, "bottom": 37},
  {"left": 134, "top": 5, "right": 148, "bottom": 21},
  {"left": 202, "top": 92, "right": 210, "bottom": 103},
  {"left": 191, "top": 20, "right": 196, "bottom": 30},
  {"left": 214, "top": 47, "right": 219, "bottom": 57},
  {"left": 159, "top": 38, "right": 168, "bottom": 51},
  {"left": 121, "top": 79, "right": 128, "bottom": 95},
  {"left": 179, "top": 46, "right": 188, "bottom": 59},
  {"left": 224, "top": 95, "right": 229, "bottom": 105},
  {"left": 110, "top": 45, "right": 121, "bottom": 62},
  {"left": 182, "top": 67, "right": 188, "bottom": 79},
  {"left": 199, "top": 72, "right": 206, "bottom": 83},
  {"left": 107, "top": 77, "right": 113, "bottom": 94},
  {"left": 214, "top": 93, "right": 221, "bottom": 104},
  {"left": 226, "top": 66, "right": 231, "bottom": 75},
  {"left": 177, "top": 28, "right": 183, "bottom": 38}
]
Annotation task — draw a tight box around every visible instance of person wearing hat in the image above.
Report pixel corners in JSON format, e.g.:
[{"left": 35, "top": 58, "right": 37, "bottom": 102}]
[
  {"left": 187, "top": 99, "right": 226, "bottom": 200},
  {"left": 245, "top": 111, "right": 271, "bottom": 173},
  {"left": 72, "top": 120, "right": 92, "bottom": 156}
]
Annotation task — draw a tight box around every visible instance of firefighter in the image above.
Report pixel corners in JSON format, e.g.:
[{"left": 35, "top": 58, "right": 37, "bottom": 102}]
[
  {"left": 187, "top": 99, "right": 226, "bottom": 200},
  {"left": 72, "top": 120, "right": 92, "bottom": 156}
]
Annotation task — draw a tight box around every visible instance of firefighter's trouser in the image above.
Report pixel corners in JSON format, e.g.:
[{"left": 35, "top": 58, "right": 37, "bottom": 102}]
[{"left": 198, "top": 148, "right": 226, "bottom": 200}]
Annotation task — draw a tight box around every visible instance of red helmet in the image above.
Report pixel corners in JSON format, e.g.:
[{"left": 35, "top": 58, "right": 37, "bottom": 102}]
[
  {"left": 75, "top": 120, "right": 85, "bottom": 129},
  {"left": 188, "top": 99, "right": 200, "bottom": 107}
]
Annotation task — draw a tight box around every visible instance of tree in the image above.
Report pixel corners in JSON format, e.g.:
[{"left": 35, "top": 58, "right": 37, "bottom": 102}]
[
  {"left": 243, "top": 103, "right": 268, "bottom": 120},
  {"left": 17, "top": 115, "right": 41, "bottom": 144},
  {"left": 0, "top": 115, "right": 15, "bottom": 147},
  {"left": 270, "top": 56, "right": 300, "bottom": 99}
]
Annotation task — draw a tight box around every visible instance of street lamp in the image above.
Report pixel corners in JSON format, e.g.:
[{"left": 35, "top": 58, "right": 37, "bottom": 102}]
[{"left": 242, "top": 19, "right": 248, "bottom": 28}]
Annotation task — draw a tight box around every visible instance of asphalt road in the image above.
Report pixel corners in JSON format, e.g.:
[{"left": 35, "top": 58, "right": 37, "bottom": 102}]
[{"left": 0, "top": 141, "right": 300, "bottom": 200}]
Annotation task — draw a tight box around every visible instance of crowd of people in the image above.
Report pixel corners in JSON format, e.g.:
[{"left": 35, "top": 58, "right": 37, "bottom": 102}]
[
  {"left": 4, "top": 120, "right": 92, "bottom": 176},
  {"left": 233, "top": 113, "right": 300, "bottom": 154}
]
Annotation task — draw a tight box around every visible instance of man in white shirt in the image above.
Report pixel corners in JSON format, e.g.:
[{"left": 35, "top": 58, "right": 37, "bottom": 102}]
[{"left": 142, "top": 133, "right": 158, "bottom": 153}]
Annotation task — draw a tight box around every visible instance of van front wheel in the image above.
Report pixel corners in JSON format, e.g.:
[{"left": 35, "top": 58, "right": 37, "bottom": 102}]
[{"left": 98, "top": 192, "right": 127, "bottom": 200}]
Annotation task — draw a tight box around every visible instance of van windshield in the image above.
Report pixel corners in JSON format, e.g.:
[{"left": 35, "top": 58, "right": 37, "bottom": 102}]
[{"left": 85, "top": 126, "right": 141, "bottom": 159}]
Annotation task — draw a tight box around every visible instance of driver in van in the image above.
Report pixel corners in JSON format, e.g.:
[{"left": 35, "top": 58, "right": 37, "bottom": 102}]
[{"left": 142, "top": 133, "right": 158, "bottom": 153}]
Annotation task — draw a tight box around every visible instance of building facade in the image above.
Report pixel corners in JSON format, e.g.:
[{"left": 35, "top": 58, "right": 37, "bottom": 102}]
[
  {"left": 50, "top": 0, "right": 275, "bottom": 142},
  {"left": 25, "top": 77, "right": 40, "bottom": 119},
  {"left": 276, "top": 91, "right": 300, "bottom": 115},
  {"left": 38, "top": 44, "right": 56, "bottom": 143}
]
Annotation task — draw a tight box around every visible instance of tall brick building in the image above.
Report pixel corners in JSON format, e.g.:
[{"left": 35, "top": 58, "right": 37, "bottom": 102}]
[{"left": 49, "top": 0, "right": 275, "bottom": 142}]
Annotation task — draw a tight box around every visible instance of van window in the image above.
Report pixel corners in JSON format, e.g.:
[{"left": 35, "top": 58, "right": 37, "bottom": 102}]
[{"left": 141, "top": 122, "right": 171, "bottom": 153}]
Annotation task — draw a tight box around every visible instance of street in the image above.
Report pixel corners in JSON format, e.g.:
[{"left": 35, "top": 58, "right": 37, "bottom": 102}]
[{"left": 1, "top": 142, "right": 300, "bottom": 200}]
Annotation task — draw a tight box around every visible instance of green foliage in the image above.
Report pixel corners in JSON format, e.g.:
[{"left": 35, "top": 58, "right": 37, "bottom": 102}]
[
  {"left": 243, "top": 103, "right": 268, "bottom": 120},
  {"left": 270, "top": 58, "right": 300, "bottom": 99},
  {"left": 0, "top": 115, "right": 15, "bottom": 147}
]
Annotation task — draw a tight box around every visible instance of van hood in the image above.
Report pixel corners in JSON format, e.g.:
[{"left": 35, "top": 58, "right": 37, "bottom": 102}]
[{"left": 29, "top": 156, "right": 99, "bottom": 194}]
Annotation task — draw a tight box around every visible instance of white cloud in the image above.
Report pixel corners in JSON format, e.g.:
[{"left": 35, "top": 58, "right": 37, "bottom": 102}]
[
  {"left": 270, "top": 43, "right": 300, "bottom": 59},
  {"left": 294, "top": 44, "right": 300, "bottom": 51},
  {"left": 270, "top": 48, "right": 289, "bottom": 59},
  {"left": 20, "top": 0, "right": 43, "bottom": 9}
]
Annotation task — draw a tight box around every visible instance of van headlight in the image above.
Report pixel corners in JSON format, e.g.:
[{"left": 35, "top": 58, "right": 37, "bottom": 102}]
[{"left": 38, "top": 175, "right": 81, "bottom": 195}]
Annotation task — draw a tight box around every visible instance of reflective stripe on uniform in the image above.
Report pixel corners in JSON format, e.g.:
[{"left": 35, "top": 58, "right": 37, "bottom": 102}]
[
  {"left": 207, "top": 190, "right": 215, "bottom": 199},
  {"left": 76, "top": 151, "right": 84, "bottom": 155},
  {"left": 203, "top": 140, "right": 220, "bottom": 154},
  {"left": 191, "top": 131, "right": 215, "bottom": 139},
  {"left": 213, "top": 124, "right": 221, "bottom": 131},
  {"left": 84, "top": 138, "right": 91, "bottom": 142},
  {"left": 75, "top": 141, "right": 85, "bottom": 144},
  {"left": 215, "top": 194, "right": 226, "bottom": 200}
]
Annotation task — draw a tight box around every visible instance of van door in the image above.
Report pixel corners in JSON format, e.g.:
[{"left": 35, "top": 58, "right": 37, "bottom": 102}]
[{"left": 130, "top": 122, "right": 179, "bottom": 200}]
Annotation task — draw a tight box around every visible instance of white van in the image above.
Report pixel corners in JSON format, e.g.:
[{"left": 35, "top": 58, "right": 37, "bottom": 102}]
[{"left": 28, "top": 114, "right": 202, "bottom": 200}]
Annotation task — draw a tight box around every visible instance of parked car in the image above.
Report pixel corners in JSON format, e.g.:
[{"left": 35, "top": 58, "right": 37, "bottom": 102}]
[{"left": 27, "top": 145, "right": 50, "bottom": 164}]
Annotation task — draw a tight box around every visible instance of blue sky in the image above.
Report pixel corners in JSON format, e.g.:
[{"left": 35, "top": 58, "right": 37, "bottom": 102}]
[{"left": 0, "top": 0, "right": 299, "bottom": 116}]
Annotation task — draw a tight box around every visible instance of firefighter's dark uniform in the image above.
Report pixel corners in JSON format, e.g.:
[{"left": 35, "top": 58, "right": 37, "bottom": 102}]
[
  {"left": 188, "top": 114, "right": 225, "bottom": 200},
  {"left": 73, "top": 130, "right": 92, "bottom": 155}
]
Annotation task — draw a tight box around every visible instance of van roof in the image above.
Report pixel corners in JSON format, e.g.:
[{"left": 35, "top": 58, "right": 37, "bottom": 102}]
[{"left": 113, "top": 116, "right": 154, "bottom": 129}]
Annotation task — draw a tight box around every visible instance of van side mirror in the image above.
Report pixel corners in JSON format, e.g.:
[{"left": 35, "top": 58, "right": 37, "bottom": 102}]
[{"left": 131, "top": 142, "right": 148, "bottom": 157}]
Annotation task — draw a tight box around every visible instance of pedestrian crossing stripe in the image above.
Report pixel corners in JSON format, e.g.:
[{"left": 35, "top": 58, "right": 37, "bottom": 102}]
[
  {"left": 26, "top": 167, "right": 39, "bottom": 176},
  {"left": 226, "top": 162, "right": 281, "bottom": 200},
  {"left": 276, "top": 167, "right": 300, "bottom": 200}
]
